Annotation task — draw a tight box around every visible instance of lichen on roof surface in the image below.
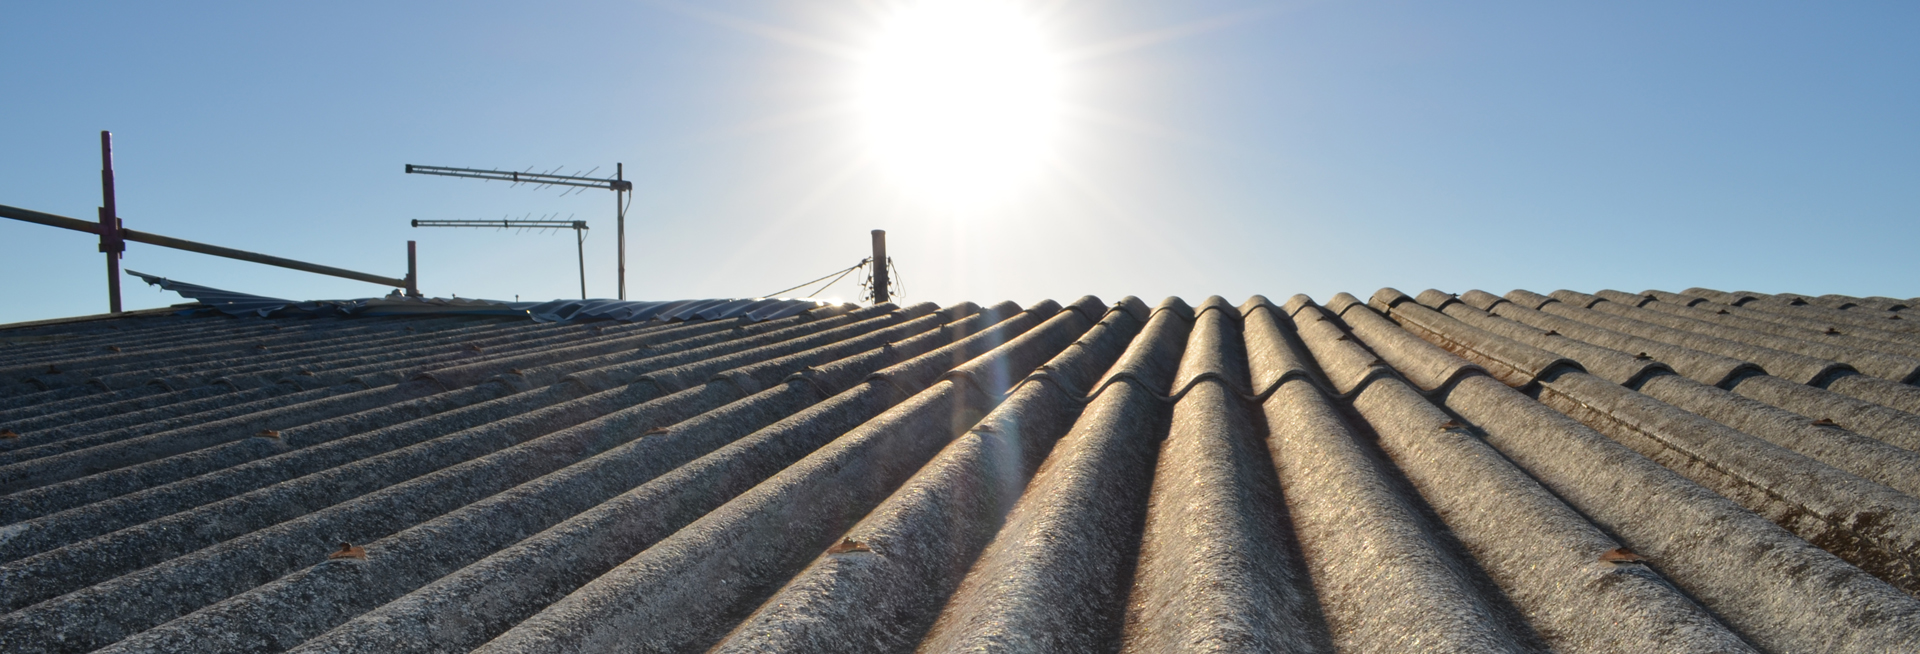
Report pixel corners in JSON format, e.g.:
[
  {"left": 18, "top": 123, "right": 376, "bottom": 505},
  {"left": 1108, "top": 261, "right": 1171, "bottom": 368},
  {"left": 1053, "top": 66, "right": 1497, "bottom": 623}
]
[{"left": 0, "top": 287, "right": 1918, "bottom": 653}]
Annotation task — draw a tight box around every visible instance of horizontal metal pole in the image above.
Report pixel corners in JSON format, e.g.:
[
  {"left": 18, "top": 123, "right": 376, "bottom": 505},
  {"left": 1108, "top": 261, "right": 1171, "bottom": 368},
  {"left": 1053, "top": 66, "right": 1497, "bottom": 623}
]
[
  {"left": 407, "top": 163, "right": 620, "bottom": 185},
  {"left": 1, "top": 203, "right": 408, "bottom": 288},
  {"left": 409, "top": 168, "right": 613, "bottom": 189},
  {"left": 123, "top": 229, "right": 408, "bottom": 287},
  {"left": 405, "top": 164, "right": 630, "bottom": 191},
  {"left": 0, "top": 203, "right": 99, "bottom": 234}
]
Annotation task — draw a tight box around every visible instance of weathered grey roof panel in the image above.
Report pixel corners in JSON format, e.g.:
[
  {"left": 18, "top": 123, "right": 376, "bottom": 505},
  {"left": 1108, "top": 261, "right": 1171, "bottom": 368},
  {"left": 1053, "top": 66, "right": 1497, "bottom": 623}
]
[{"left": 3, "top": 286, "right": 1919, "bottom": 653}]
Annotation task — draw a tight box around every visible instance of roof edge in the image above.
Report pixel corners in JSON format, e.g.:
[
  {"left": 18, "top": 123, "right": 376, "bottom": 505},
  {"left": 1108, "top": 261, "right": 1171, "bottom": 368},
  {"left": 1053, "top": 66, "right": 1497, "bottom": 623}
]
[{"left": 0, "top": 305, "right": 200, "bottom": 333}]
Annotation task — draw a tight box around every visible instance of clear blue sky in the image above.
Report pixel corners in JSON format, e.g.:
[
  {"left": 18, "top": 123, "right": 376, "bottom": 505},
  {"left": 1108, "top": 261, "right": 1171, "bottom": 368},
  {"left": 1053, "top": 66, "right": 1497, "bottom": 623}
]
[{"left": 3, "top": 1, "right": 1915, "bottom": 324}]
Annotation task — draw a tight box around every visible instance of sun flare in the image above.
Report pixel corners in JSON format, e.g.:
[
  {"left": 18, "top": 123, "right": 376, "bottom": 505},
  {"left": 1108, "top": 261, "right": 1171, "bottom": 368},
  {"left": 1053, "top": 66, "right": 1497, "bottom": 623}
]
[{"left": 859, "top": 0, "right": 1061, "bottom": 207}]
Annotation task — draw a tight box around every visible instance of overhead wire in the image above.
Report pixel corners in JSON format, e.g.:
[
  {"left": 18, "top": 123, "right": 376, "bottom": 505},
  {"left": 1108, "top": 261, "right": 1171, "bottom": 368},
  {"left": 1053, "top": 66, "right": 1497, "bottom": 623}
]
[
  {"left": 803, "top": 263, "right": 863, "bottom": 299},
  {"left": 762, "top": 258, "right": 869, "bottom": 298},
  {"left": 886, "top": 256, "right": 904, "bottom": 300}
]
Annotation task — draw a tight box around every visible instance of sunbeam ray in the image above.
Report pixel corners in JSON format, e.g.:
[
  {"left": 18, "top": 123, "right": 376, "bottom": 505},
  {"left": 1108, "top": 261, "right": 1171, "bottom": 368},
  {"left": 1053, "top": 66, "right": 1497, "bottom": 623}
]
[
  {"left": 1055, "top": 4, "right": 1291, "bottom": 64},
  {"left": 643, "top": 0, "right": 867, "bottom": 61}
]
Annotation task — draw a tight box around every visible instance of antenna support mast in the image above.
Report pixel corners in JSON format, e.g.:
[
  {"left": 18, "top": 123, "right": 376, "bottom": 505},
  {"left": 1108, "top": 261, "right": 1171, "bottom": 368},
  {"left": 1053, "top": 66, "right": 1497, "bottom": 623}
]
[
  {"left": 406, "top": 163, "right": 633, "bottom": 299},
  {"left": 411, "top": 219, "right": 590, "bottom": 299}
]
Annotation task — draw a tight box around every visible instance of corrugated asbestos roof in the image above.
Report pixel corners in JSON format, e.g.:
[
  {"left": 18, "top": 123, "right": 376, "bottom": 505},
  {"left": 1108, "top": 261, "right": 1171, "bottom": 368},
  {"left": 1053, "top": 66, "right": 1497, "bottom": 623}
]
[
  {"left": 128, "top": 271, "right": 833, "bottom": 324},
  {"left": 1, "top": 287, "right": 1918, "bottom": 653}
]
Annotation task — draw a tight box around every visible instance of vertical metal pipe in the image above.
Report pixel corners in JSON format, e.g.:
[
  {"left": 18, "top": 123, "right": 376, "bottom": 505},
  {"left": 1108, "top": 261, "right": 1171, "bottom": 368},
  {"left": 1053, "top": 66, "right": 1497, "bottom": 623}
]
[
  {"left": 616, "top": 162, "right": 626, "bottom": 301},
  {"left": 406, "top": 240, "right": 420, "bottom": 297},
  {"left": 98, "top": 131, "right": 124, "bottom": 314},
  {"left": 576, "top": 224, "right": 587, "bottom": 300},
  {"left": 870, "top": 229, "right": 889, "bottom": 304}
]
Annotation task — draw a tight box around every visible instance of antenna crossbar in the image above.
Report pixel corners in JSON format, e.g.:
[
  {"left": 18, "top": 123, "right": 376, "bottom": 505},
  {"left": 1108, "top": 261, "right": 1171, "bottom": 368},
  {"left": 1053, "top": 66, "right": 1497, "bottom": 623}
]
[
  {"left": 404, "top": 165, "right": 633, "bottom": 191},
  {"left": 412, "top": 219, "right": 588, "bottom": 230}
]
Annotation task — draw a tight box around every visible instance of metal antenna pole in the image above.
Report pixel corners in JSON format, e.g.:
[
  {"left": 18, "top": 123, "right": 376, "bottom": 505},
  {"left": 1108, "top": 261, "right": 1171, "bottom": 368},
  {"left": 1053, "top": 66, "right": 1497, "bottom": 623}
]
[
  {"left": 616, "top": 162, "right": 626, "bottom": 301},
  {"left": 99, "top": 131, "right": 124, "bottom": 314},
  {"left": 576, "top": 222, "right": 588, "bottom": 300}
]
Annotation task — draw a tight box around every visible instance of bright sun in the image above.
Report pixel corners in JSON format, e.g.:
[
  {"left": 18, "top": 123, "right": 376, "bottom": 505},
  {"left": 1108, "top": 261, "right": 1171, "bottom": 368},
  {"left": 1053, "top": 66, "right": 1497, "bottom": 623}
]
[{"left": 859, "top": 0, "right": 1060, "bottom": 207}]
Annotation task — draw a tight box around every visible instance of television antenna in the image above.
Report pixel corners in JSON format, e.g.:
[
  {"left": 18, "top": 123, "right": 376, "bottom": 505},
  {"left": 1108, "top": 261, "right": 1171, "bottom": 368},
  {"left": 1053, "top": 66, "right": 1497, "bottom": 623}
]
[
  {"left": 406, "top": 163, "right": 634, "bottom": 299},
  {"left": 412, "top": 217, "right": 590, "bottom": 299}
]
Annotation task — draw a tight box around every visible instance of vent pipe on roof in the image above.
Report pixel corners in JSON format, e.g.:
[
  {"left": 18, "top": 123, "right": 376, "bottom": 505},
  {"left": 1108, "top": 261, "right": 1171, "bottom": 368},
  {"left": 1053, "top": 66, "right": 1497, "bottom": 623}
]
[
  {"left": 406, "top": 241, "right": 419, "bottom": 297},
  {"left": 870, "top": 229, "right": 889, "bottom": 304}
]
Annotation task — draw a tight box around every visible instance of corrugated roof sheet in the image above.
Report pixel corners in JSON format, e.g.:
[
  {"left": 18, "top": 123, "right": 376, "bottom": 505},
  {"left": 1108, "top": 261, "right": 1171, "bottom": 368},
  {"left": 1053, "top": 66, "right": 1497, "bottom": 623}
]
[
  {"left": 0, "top": 287, "right": 1917, "bottom": 653},
  {"left": 128, "top": 271, "right": 831, "bottom": 323}
]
